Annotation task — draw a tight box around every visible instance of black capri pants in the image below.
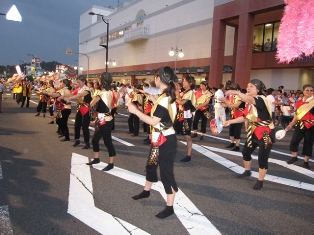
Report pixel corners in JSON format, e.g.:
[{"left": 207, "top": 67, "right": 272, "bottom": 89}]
[
  {"left": 242, "top": 137, "right": 272, "bottom": 169},
  {"left": 92, "top": 120, "right": 116, "bottom": 157},
  {"left": 229, "top": 122, "right": 243, "bottom": 139},
  {"left": 193, "top": 110, "right": 208, "bottom": 133},
  {"left": 289, "top": 125, "right": 314, "bottom": 157},
  {"left": 74, "top": 111, "right": 90, "bottom": 143},
  {"left": 36, "top": 101, "right": 47, "bottom": 113},
  {"left": 146, "top": 134, "right": 178, "bottom": 194}
]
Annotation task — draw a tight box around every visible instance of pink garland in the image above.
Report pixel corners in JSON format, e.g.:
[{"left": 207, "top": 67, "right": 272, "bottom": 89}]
[{"left": 276, "top": 0, "right": 314, "bottom": 63}]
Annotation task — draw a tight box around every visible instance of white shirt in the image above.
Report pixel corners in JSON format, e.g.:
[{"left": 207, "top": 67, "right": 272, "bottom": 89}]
[
  {"left": 214, "top": 89, "right": 224, "bottom": 108},
  {"left": 266, "top": 94, "right": 275, "bottom": 112}
]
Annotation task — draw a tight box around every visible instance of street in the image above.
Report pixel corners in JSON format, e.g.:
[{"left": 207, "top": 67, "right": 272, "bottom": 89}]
[{"left": 0, "top": 92, "right": 313, "bottom": 235}]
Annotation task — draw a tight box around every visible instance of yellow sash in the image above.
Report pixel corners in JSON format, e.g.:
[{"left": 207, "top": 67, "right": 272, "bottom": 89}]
[{"left": 296, "top": 98, "right": 314, "bottom": 120}]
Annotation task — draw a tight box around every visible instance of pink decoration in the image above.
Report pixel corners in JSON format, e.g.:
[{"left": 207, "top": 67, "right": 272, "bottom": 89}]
[{"left": 276, "top": 0, "right": 314, "bottom": 63}]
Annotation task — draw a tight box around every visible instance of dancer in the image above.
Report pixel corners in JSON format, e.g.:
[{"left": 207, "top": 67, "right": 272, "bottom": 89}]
[
  {"left": 285, "top": 84, "right": 314, "bottom": 169},
  {"left": 220, "top": 83, "right": 245, "bottom": 151},
  {"left": 63, "top": 75, "right": 92, "bottom": 149},
  {"left": 45, "top": 79, "right": 72, "bottom": 141},
  {"left": 176, "top": 74, "right": 196, "bottom": 162},
  {"left": 224, "top": 79, "right": 275, "bottom": 190},
  {"left": 86, "top": 72, "right": 116, "bottom": 171},
  {"left": 191, "top": 81, "right": 211, "bottom": 140},
  {"left": 128, "top": 66, "right": 178, "bottom": 219}
]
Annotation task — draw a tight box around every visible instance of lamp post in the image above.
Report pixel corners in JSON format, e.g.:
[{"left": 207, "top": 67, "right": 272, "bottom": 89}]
[
  {"left": 89, "top": 12, "right": 109, "bottom": 72},
  {"left": 0, "top": 5, "right": 22, "bottom": 22},
  {"left": 66, "top": 48, "right": 90, "bottom": 79},
  {"left": 169, "top": 46, "right": 184, "bottom": 73}
]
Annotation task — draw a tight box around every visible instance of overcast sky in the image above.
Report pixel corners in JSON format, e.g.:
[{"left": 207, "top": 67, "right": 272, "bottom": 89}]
[{"left": 0, "top": 0, "right": 120, "bottom": 66}]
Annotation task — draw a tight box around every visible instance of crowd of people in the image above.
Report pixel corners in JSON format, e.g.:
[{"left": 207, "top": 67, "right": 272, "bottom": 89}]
[{"left": 1, "top": 71, "right": 313, "bottom": 218}]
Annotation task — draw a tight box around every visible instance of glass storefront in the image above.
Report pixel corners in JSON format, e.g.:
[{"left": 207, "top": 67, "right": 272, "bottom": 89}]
[{"left": 253, "top": 21, "right": 279, "bottom": 53}]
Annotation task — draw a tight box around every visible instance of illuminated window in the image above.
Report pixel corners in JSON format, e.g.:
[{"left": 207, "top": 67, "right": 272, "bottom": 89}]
[
  {"left": 253, "top": 21, "right": 280, "bottom": 53},
  {"left": 118, "top": 30, "right": 124, "bottom": 38}
]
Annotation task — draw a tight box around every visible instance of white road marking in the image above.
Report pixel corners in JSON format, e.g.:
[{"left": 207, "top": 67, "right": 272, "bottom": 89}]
[
  {"left": 69, "top": 119, "right": 135, "bottom": 146},
  {"left": 71, "top": 153, "right": 221, "bottom": 235},
  {"left": 181, "top": 142, "right": 314, "bottom": 192},
  {"left": 0, "top": 206, "right": 13, "bottom": 235},
  {"left": 68, "top": 153, "right": 149, "bottom": 235},
  {"left": 204, "top": 146, "right": 314, "bottom": 179},
  {"left": 201, "top": 132, "right": 314, "bottom": 163},
  {"left": 0, "top": 163, "right": 14, "bottom": 235}
]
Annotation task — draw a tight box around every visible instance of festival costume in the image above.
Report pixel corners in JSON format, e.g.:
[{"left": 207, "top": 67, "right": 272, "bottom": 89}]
[
  {"left": 146, "top": 93, "right": 178, "bottom": 194},
  {"left": 143, "top": 94, "right": 154, "bottom": 135},
  {"left": 177, "top": 89, "right": 196, "bottom": 135},
  {"left": 289, "top": 97, "right": 314, "bottom": 158},
  {"left": 128, "top": 92, "right": 143, "bottom": 136},
  {"left": 91, "top": 90, "right": 116, "bottom": 156},
  {"left": 57, "top": 87, "right": 72, "bottom": 140},
  {"left": 46, "top": 87, "right": 55, "bottom": 118},
  {"left": 36, "top": 86, "right": 48, "bottom": 114},
  {"left": 21, "top": 83, "right": 33, "bottom": 108},
  {"left": 228, "top": 94, "right": 245, "bottom": 139},
  {"left": 192, "top": 89, "right": 211, "bottom": 133},
  {"left": 74, "top": 85, "right": 92, "bottom": 144},
  {"left": 242, "top": 96, "right": 275, "bottom": 169}
]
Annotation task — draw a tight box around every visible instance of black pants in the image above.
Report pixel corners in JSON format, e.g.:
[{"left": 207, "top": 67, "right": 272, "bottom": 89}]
[
  {"left": 242, "top": 137, "right": 272, "bottom": 169},
  {"left": 290, "top": 125, "right": 314, "bottom": 157},
  {"left": 146, "top": 134, "right": 178, "bottom": 194},
  {"left": 21, "top": 96, "right": 30, "bottom": 107},
  {"left": 92, "top": 120, "right": 116, "bottom": 156},
  {"left": 60, "top": 109, "right": 71, "bottom": 139},
  {"left": 128, "top": 113, "right": 140, "bottom": 135},
  {"left": 74, "top": 111, "right": 90, "bottom": 143},
  {"left": 193, "top": 110, "right": 207, "bottom": 133},
  {"left": 36, "top": 101, "right": 47, "bottom": 113},
  {"left": 229, "top": 122, "right": 243, "bottom": 139}
]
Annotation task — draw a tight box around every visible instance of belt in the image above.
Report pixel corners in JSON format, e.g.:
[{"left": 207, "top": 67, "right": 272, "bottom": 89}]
[{"left": 215, "top": 101, "right": 222, "bottom": 103}]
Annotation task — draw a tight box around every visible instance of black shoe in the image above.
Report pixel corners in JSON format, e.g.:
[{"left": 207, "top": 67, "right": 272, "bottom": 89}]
[
  {"left": 86, "top": 158, "right": 100, "bottom": 165},
  {"left": 73, "top": 140, "right": 80, "bottom": 147},
  {"left": 253, "top": 180, "right": 263, "bottom": 190},
  {"left": 303, "top": 161, "right": 310, "bottom": 169},
  {"left": 82, "top": 143, "right": 90, "bottom": 149},
  {"left": 60, "top": 138, "right": 70, "bottom": 142},
  {"left": 232, "top": 146, "right": 240, "bottom": 151},
  {"left": 143, "top": 139, "right": 151, "bottom": 145},
  {"left": 131, "top": 134, "right": 138, "bottom": 137},
  {"left": 191, "top": 133, "right": 197, "bottom": 138},
  {"left": 225, "top": 143, "right": 235, "bottom": 148},
  {"left": 127, "top": 131, "right": 133, "bottom": 134},
  {"left": 155, "top": 206, "right": 174, "bottom": 219},
  {"left": 199, "top": 136, "right": 204, "bottom": 140},
  {"left": 287, "top": 157, "right": 298, "bottom": 164},
  {"left": 237, "top": 170, "right": 251, "bottom": 178},
  {"left": 180, "top": 156, "right": 191, "bottom": 162},
  {"left": 143, "top": 136, "right": 149, "bottom": 141},
  {"left": 58, "top": 135, "right": 64, "bottom": 138},
  {"left": 35, "top": 113, "right": 40, "bottom": 117},
  {"left": 48, "top": 121, "right": 54, "bottom": 124},
  {"left": 132, "top": 190, "right": 150, "bottom": 200},
  {"left": 102, "top": 163, "right": 114, "bottom": 171}
]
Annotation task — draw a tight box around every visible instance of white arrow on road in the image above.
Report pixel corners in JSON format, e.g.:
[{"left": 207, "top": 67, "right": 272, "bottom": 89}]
[{"left": 68, "top": 153, "right": 221, "bottom": 235}]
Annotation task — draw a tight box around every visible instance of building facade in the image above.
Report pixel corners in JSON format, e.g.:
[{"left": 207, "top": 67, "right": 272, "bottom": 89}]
[{"left": 79, "top": 0, "right": 314, "bottom": 90}]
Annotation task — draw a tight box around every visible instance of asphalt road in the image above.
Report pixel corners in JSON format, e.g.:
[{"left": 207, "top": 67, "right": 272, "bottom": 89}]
[{"left": 0, "top": 92, "right": 313, "bottom": 235}]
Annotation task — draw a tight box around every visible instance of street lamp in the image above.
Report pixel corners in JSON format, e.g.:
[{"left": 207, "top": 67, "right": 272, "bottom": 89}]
[
  {"left": 89, "top": 12, "right": 109, "bottom": 72},
  {"left": 106, "top": 59, "right": 116, "bottom": 70},
  {"left": 66, "top": 47, "right": 90, "bottom": 79},
  {"left": 0, "top": 5, "right": 22, "bottom": 22},
  {"left": 169, "top": 46, "right": 184, "bottom": 73}
]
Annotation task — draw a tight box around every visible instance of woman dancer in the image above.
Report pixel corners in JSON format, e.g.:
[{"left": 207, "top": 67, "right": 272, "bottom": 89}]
[
  {"left": 175, "top": 74, "right": 196, "bottom": 162},
  {"left": 224, "top": 79, "right": 275, "bottom": 190},
  {"left": 64, "top": 75, "right": 92, "bottom": 149},
  {"left": 128, "top": 66, "right": 178, "bottom": 219},
  {"left": 45, "top": 79, "right": 73, "bottom": 141},
  {"left": 86, "top": 72, "right": 116, "bottom": 171},
  {"left": 286, "top": 84, "right": 314, "bottom": 169},
  {"left": 191, "top": 81, "right": 211, "bottom": 140}
]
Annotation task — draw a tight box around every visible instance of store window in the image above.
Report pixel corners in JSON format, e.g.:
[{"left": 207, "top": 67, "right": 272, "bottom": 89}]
[
  {"left": 118, "top": 30, "right": 124, "bottom": 38},
  {"left": 253, "top": 21, "right": 280, "bottom": 53},
  {"left": 111, "top": 32, "right": 117, "bottom": 40}
]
